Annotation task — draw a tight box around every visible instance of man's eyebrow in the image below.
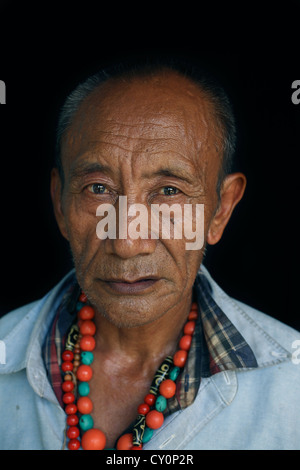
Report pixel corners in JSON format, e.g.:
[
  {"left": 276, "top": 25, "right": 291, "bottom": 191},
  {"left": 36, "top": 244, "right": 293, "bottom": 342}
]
[
  {"left": 69, "top": 162, "right": 111, "bottom": 179},
  {"left": 142, "top": 168, "right": 195, "bottom": 184}
]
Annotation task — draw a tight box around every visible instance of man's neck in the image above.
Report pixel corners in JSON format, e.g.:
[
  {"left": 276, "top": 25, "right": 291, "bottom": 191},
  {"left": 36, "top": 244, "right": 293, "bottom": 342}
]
[{"left": 92, "top": 292, "right": 193, "bottom": 373}]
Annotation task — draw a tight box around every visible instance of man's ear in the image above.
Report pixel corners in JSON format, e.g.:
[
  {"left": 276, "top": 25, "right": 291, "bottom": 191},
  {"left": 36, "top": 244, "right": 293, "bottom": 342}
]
[
  {"left": 50, "top": 168, "right": 69, "bottom": 241},
  {"left": 207, "top": 173, "right": 247, "bottom": 245}
]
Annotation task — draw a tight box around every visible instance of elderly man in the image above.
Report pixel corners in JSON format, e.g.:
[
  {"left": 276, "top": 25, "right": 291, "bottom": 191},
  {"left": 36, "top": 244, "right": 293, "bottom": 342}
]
[{"left": 0, "top": 58, "right": 299, "bottom": 451}]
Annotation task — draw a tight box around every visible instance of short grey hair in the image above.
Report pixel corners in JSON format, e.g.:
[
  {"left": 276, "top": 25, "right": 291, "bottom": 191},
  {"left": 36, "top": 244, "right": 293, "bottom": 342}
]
[{"left": 55, "top": 57, "right": 237, "bottom": 195}]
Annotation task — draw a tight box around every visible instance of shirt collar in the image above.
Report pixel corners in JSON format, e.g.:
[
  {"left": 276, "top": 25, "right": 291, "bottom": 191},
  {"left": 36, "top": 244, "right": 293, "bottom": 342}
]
[
  {"left": 168, "top": 269, "right": 258, "bottom": 413},
  {"left": 196, "top": 271, "right": 258, "bottom": 374},
  {"left": 43, "top": 268, "right": 259, "bottom": 412},
  {"left": 42, "top": 281, "right": 79, "bottom": 407}
]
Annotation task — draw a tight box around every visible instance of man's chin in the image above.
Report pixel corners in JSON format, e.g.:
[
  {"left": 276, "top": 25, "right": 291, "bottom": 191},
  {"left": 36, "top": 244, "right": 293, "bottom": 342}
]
[
  {"left": 84, "top": 279, "right": 176, "bottom": 329},
  {"left": 93, "top": 301, "right": 165, "bottom": 329}
]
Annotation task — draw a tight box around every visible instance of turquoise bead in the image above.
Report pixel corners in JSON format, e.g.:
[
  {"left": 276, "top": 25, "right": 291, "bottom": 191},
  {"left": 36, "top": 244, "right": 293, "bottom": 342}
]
[
  {"left": 155, "top": 395, "right": 167, "bottom": 412},
  {"left": 169, "top": 366, "right": 180, "bottom": 381},
  {"left": 142, "top": 426, "right": 154, "bottom": 443},
  {"left": 76, "top": 301, "right": 85, "bottom": 311},
  {"left": 78, "top": 382, "right": 90, "bottom": 396},
  {"left": 81, "top": 351, "right": 94, "bottom": 365},
  {"left": 79, "top": 414, "right": 94, "bottom": 431}
]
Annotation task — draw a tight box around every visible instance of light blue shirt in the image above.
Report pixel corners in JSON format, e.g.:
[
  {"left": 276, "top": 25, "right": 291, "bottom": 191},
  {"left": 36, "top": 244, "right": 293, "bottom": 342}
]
[{"left": 0, "top": 267, "right": 300, "bottom": 450}]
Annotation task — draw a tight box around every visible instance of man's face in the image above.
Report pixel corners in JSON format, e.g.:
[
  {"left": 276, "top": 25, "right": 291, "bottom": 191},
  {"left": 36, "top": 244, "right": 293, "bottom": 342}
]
[{"left": 53, "top": 72, "right": 227, "bottom": 327}]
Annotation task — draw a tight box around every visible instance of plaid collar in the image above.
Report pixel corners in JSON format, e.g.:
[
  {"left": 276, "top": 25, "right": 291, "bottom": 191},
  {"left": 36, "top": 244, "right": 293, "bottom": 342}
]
[{"left": 42, "top": 270, "right": 258, "bottom": 412}]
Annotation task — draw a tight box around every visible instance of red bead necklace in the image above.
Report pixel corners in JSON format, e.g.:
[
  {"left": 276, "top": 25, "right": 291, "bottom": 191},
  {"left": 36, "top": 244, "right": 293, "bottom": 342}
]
[{"left": 61, "top": 292, "right": 198, "bottom": 450}]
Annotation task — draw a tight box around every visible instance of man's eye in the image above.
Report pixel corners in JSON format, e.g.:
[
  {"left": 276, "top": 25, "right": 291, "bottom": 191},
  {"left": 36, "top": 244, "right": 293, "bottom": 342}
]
[
  {"left": 88, "top": 183, "right": 107, "bottom": 194},
  {"left": 162, "top": 186, "right": 179, "bottom": 196}
]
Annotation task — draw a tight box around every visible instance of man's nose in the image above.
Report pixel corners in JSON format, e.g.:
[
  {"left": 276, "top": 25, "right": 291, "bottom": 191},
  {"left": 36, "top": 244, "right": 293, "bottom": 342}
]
[
  {"left": 103, "top": 197, "right": 157, "bottom": 259},
  {"left": 105, "top": 236, "right": 156, "bottom": 259}
]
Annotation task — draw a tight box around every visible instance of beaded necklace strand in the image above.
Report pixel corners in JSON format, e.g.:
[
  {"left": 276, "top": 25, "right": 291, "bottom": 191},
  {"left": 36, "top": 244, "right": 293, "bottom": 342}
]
[{"left": 61, "top": 292, "right": 198, "bottom": 450}]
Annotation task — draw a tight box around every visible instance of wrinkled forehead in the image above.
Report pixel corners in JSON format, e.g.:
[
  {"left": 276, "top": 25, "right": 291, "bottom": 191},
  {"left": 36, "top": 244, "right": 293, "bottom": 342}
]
[{"left": 61, "top": 71, "right": 221, "bottom": 173}]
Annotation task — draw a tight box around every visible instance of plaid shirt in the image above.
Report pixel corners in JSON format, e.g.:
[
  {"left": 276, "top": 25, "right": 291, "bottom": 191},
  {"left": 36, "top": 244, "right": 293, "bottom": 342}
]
[{"left": 43, "top": 270, "right": 258, "bottom": 416}]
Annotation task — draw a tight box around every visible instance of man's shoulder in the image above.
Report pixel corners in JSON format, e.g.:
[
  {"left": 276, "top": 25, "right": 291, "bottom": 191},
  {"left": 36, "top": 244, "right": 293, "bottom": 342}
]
[
  {"left": 0, "top": 301, "right": 40, "bottom": 336},
  {"left": 200, "top": 265, "right": 300, "bottom": 363},
  {"left": 234, "top": 298, "right": 300, "bottom": 352}
]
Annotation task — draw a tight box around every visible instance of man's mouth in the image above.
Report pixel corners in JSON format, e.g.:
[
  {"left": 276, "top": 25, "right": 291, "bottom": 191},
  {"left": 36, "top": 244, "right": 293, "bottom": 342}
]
[{"left": 103, "top": 277, "right": 160, "bottom": 294}]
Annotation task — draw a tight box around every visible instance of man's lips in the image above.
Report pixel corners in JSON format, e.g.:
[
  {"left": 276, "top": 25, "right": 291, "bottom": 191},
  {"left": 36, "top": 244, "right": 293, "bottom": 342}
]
[{"left": 101, "top": 277, "right": 160, "bottom": 294}]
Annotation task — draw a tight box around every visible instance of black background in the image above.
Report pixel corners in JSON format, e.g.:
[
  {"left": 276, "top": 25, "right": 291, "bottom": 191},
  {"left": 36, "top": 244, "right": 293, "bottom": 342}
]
[{"left": 0, "top": 2, "right": 299, "bottom": 331}]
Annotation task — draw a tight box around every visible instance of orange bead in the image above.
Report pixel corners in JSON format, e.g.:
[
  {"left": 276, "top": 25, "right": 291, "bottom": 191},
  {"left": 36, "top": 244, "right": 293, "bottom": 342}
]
[
  {"left": 80, "top": 320, "right": 96, "bottom": 336},
  {"left": 77, "top": 396, "right": 93, "bottom": 414},
  {"left": 159, "top": 379, "right": 176, "bottom": 399},
  {"left": 67, "top": 414, "right": 79, "bottom": 426},
  {"left": 62, "top": 392, "right": 75, "bottom": 404},
  {"left": 116, "top": 433, "right": 133, "bottom": 450},
  {"left": 183, "top": 320, "right": 196, "bottom": 336},
  {"left": 146, "top": 410, "right": 164, "bottom": 429},
  {"left": 144, "top": 393, "right": 156, "bottom": 406},
  {"left": 81, "top": 428, "right": 106, "bottom": 450},
  {"left": 179, "top": 334, "right": 192, "bottom": 351},
  {"left": 79, "top": 292, "right": 88, "bottom": 303},
  {"left": 61, "top": 361, "right": 73, "bottom": 372},
  {"left": 62, "top": 350, "right": 74, "bottom": 362},
  {"left": 80, "top": 335, "right": 96, "bottom": 352},
  {"left": 65, "top": 403, "right": 77, "bottom": 415},
  {"left": 62, "top": 380, "right": 74, "bottom": 392},
  {"left": 173, "top": 349, "right": 188, "bottom": 368},
  {"left": 137, "top": 403, "right": 150, "bottom": 415},
  {"left": 188, "top": 311, "right": 198, "bottom": 321},
  {"left": 68, "top": 438, "right": 80, "bottom": 450},
  {"left": 67, "top": 426, "right": 80, "bottom": 439},
  {"left": 76, "top": 364, "right": 93, "bottom": 382},
  {"left": 191, "top": 302, "right": 197, "bottom": 311},
  {"left": 78, "top": 305, "right": 95, "bottom": 320}
]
